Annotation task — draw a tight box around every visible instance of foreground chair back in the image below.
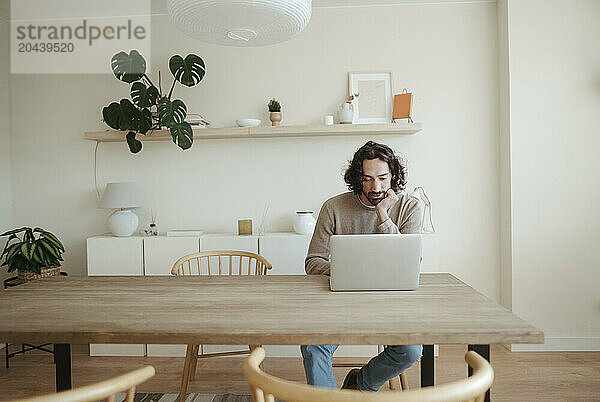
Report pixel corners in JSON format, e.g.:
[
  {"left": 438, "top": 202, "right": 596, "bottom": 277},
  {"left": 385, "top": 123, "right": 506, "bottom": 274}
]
[
  {"left": 172, "top": 250, "right": 273, "bottom": 401},
  {"left": 11, "top": 365, "right": 155, "bottom": 402},
  {"left": 244, "top": 348, "right": 493, "bottom": 402}
]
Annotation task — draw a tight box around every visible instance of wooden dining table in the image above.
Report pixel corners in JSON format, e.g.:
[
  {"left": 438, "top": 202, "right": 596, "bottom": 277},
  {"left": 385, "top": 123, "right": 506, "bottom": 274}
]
[{"left": 0, "top": 273, "right": 543, "bottom": 401}]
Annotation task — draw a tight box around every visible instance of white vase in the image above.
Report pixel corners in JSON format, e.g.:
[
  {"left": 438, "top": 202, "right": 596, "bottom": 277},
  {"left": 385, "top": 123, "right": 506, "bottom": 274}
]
[
  {"left": 293, "top": 211, "right": 316, "bottom": 235},
  {"left": 338, "top": 102, "right": 354, "bottom": 124}
]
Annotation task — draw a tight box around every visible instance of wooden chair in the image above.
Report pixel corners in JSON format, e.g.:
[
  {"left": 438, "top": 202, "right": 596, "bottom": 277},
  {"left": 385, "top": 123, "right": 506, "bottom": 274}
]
[
  {"left": 244, "top": 347, "right": 493, "bottom": 402},
  {"left": 171, "top": 251, "right": 273, "bottom": 401},
  {"left": 333, "top": 345, "right": 410, "bottom": 390},
  {"left": 10, "top": 366, "right": 155, "bottom": 402}
]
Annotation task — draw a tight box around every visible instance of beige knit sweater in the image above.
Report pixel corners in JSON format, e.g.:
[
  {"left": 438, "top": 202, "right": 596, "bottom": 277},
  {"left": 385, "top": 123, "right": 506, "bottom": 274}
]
[{"left": 305, "top": 191, "right": 423, "bottom": 276}]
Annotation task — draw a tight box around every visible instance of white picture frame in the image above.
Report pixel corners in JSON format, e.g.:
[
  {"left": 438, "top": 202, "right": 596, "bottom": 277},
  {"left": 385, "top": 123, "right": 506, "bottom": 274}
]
[{"left": 349, "top": 72, "right": 393, "bottom": 124}]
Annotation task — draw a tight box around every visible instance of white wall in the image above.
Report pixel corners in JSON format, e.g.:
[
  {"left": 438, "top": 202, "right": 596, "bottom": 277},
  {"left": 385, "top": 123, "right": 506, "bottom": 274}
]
[
  {"left": 9, "top": 3, "right": 501, "bottom": 300},
  {"left": 508, "top": 0, "right": 600, "bottom": 350},
  {"left": 0, "top": 13, "right": 13, "bottom": 288}
]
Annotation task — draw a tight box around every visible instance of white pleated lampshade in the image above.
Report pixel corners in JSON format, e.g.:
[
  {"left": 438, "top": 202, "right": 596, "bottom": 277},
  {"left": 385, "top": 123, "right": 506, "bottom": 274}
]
[{"left": 167, "top": 0, "right": 312, "bottom": 46}]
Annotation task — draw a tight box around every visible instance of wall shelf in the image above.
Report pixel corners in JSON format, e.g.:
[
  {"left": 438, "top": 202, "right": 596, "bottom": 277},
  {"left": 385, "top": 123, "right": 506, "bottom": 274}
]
[{"left": 84, "top": 122, "right": 422, "bottom": 142}]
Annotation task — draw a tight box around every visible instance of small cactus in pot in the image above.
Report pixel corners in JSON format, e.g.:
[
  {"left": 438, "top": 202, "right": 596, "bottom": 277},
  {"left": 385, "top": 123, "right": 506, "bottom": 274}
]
[{"left": 268, "top": 98, "right": 282, "bottom": 126}]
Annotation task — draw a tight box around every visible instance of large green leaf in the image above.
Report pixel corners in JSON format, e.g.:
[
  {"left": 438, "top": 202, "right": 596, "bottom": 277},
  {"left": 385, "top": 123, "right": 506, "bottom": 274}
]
[
  {"left": 22, "top": 228, "right": 34, "bottom": 243},
  {"left": 120, "top": 99, "right": 139, "bottom": 130},
  {"left": 20, "top": 242, "right": 35, "bottom": 260},
  {"left": 126, "top": 132, "right": 142, "bottom": 153},
  {"left": 6, "top": 254, "right": 27, "bottom": 272},
  {"left": 31, "top": 246, "right": 46, "bottom": 266},
  {"left": 169, "top": 54, "right": 205, "bottom": 87},
  {"left": 138, "top": 108, "right": 152, "bottom": 134},
  {"left": 5, "top": 243, "right": 21, "bottom": 261},
  {"left": 111, "top": 50, "right": 146, "bottom": 83},
  {"left": 169, "top": 122, "right": 193, "bottom": 150},
  {"left": 102, "top": 101, "right": 134, "bottom": 131},
  {"left": 41, "top": 234, "right": 65, "bottom": 252},
  {"left": 102, "top": 99, "right": 150, "bottom": 134},
  {"left": 158, "top": 98, "right": 186, "bottom": 127},
  {"left": 38, "top": 238, "right": 61, "bottom": 260},
  {"left": 35, "top": 229, "right": 65, "bottom": 252},
  {"left": 102, "top": 102, "right": 124, "bottom": 130},
  {"left": 0, "top": 227, "right": 28, "bottom": 236},
  {"left": 131, "top": 82, "right": 159, "bottom": 108},
  {"left": 1, "top": 234, "right": 18, "bottom": 257}
]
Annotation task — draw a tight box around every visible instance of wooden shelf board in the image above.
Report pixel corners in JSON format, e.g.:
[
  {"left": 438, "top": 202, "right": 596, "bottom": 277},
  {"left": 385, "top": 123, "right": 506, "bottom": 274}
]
[{"left": 84, "top": 122, "right": 422, "bottom": 142}]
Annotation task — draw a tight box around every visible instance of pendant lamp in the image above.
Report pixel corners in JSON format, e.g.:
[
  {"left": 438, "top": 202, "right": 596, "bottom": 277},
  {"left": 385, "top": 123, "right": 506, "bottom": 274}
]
[{"left": 167, "top": 0, "right": 312, "bottom": 46}]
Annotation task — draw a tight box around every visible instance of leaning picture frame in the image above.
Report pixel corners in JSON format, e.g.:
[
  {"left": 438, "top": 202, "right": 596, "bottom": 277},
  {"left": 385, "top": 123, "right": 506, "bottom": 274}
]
[{"left": 348, "top": 72, "right": 393, "bottom": 124}]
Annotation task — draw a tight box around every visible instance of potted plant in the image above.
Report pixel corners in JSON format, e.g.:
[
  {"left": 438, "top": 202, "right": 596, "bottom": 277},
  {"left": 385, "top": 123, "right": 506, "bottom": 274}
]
[
  {"left": 102, "top": 50, "right": 206, "bottom": 153},
  {"left": 268, "top": 98, "right": 282, "bottom": 126},
  {"left": 0, "top": 227, "right": 65, "bottom": 282}
]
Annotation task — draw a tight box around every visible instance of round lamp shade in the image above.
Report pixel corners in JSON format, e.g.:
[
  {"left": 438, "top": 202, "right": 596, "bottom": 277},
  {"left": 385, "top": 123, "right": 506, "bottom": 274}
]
[{"left": 167, "top": 0, "right": 312, "bottom": 46}]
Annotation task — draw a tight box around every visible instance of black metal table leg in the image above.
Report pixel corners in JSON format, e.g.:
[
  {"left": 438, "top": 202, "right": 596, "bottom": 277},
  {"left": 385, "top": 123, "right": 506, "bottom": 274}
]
[
  {"left": 53, "top": 344, "right": 71, "bottom": 391},
  {"left": 421, "top": 344, "right": 434, "bottom": 387},
  {"left": 468, "top": 344, "right": 490, "bottom": 402}
]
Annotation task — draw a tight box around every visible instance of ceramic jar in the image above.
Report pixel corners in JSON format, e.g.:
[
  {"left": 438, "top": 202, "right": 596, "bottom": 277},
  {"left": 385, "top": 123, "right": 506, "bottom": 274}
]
[
  {"left": 293, "top": 211, "right": 316, "bottom": 235},
  {"left": 338, "top": 102, "right": 354, "bottom": 124}
]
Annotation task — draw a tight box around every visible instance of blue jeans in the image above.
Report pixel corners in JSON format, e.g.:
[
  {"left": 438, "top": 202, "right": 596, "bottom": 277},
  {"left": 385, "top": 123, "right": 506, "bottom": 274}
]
[{"left": 300, "top": 344, "right": 422, "bottom": 391}]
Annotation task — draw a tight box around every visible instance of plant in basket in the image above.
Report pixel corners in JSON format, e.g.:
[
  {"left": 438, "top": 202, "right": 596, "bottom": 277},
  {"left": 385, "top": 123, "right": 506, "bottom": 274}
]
[{"left": 0, "top": 227, "right": 65, "bottom": 282}]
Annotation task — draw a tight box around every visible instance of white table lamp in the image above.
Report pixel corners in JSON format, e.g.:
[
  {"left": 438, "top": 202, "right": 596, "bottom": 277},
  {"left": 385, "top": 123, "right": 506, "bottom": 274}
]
[{"left": 99, "top": 182, "right": 145, "bottom": 237}]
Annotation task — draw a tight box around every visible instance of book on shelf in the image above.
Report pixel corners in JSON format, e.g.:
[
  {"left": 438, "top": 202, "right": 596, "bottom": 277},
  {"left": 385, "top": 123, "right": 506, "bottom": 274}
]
[{"left": 166, "top": 230, "right": 204, "bottom": 237}]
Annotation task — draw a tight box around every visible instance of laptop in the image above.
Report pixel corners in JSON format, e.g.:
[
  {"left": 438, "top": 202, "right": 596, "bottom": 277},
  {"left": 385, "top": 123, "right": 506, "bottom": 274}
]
[{"left": 329, "top": 234, "right": 422, "bottom": 291}]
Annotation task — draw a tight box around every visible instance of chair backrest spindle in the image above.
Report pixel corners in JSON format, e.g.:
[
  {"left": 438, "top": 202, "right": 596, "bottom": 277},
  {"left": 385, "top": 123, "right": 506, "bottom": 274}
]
[{"left": 172, "top": 251, "right": 272, "bottom": 278}]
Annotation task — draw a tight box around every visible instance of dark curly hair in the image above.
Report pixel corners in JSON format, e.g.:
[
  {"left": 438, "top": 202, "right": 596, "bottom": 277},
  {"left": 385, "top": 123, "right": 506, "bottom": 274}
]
[{"left": 344, "top": 141, "right": 407, "bottom": 195}]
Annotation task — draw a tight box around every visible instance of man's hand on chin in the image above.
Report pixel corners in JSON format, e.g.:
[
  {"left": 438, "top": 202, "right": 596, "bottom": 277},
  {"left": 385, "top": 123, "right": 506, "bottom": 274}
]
[{"left": 376, "top": 189, "right": 399, "bottom": 223}]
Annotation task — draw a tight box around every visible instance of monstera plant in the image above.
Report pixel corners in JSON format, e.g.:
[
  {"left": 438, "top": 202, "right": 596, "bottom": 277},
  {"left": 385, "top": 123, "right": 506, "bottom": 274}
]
[{"left": 102, "top": 50, "right": 206, "bottom": 153}]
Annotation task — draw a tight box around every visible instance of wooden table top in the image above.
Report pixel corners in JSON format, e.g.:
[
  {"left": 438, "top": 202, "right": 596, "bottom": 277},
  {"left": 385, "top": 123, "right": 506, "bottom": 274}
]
[{"left": 0, "top": 274, "right": 543, "bottom": 345}]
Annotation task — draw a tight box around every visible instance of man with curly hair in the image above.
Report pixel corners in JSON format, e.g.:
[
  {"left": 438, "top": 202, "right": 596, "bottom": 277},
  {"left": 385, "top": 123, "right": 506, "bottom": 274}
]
[{"left": 301, "top": 140, "right": 423, "bottom": 391}]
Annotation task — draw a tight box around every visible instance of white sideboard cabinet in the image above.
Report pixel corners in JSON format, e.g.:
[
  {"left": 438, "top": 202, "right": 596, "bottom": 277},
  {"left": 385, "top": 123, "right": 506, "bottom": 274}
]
[{"left": 86, "top": 236, "right": 145, "bottom": 356}]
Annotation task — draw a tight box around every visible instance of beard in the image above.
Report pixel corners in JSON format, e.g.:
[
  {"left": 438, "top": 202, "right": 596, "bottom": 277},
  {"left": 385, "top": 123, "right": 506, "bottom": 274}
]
[{"left": 362, "top": 190, "right": 386, "bottom": 206}]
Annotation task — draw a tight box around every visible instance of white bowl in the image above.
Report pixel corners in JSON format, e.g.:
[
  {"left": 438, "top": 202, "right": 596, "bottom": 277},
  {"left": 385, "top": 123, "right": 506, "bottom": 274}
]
[{"left": 236, "top": 118, "right": 261, "bottom": 127}]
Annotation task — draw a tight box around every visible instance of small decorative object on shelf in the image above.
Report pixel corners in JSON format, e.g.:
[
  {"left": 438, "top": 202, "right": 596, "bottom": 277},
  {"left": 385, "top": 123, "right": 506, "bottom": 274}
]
[
  {"left": 349, "top": 72, "right": 392, "bottom": 123},
  {"left": 393, "top": 88, "right": 413, "bottom": 123},
  {"left": 166, "top": 230, "right": 204, "bottom": 237},
  {"left": 0, "top": 227, "right": 65, "bottom": 282},
  {"left": 338, "top": 93, "right": 359, "bottom": 124},
  {"left": 238, "top": 219, "right": 253, "bottom": 235},
  {"left": 293, "top": 211, "right": 316, "bottom": 235},
  {"left": 186, "top": 113, "right": 211, "bottom": 128},
  {"left": 144, "top": 210, "right": 159, "bottom": 236},
  {"left": 268, "top": 98, "right": 282, "bottom": 126},
  {"left": 101, "top": 49, "right": 206, "bottom": 153},
  {"left": 236, "top": 118, "right": 261, "bottom": 127}
]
